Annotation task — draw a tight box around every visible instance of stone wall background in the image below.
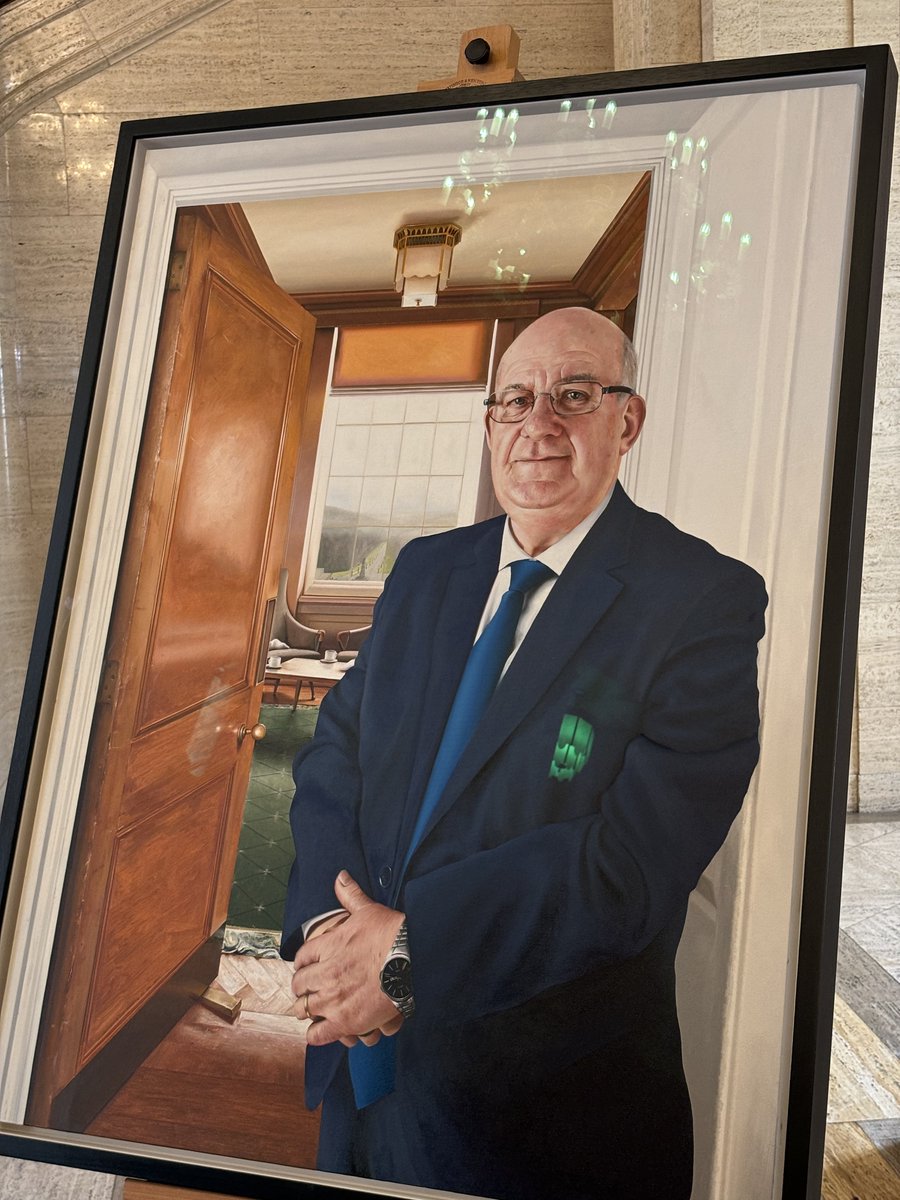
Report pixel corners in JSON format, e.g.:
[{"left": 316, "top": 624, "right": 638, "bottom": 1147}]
[{"left": 0, "top": 0, "right": 897, "bottom": 1192}]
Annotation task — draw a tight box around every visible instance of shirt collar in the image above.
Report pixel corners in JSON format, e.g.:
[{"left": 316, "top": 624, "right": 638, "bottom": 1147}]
[{"left": 498, "top": 483, "right": 616, "bottom": 577}]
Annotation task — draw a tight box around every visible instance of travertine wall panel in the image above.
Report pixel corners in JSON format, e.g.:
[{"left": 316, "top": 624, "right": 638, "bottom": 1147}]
[
  {"left": 614, "top": 0, "right": 702, "bottom": 68},
  {"left": 0, "top": 0, "right": 234, "bottom": 127},
  {"left": 705, "top": 0, "right": 855, "bottom": 57},
  {"left": 5, "top": 112, "right": 68, "bottom": 215},
  {"left": 757, "top": 0, "right": 853, "bottom": 54},
  {"left": 55, "top": 0, "right": 264, "bottom": 113},
  {"left": 77, "top": 0, "right": 232, "bottom": 62},
  {"left": 63, "top": 113, "right": 121, "bottom": 213},
  {"left": 854, "top": 0, "right": 900, "bottom": 47}
]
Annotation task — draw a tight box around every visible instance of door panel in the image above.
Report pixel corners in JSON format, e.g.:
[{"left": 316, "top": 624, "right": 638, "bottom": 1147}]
[
  {"left": 83, "top": 773, "right": 230, "bottom": 1059},
  {"left": 139, "top": 275, "right": 301, "bottom": 729},
  {"left": 120, "top": 692, "right": 249, "bottom": 826},
  {"left": 27, "top": 212, "right": 315, "bottom": 1128}
]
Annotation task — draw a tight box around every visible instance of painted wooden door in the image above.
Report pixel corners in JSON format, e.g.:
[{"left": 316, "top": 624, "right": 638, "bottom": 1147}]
[{"left": 28, "top": 212, "right": 315, "bottom": 1128}]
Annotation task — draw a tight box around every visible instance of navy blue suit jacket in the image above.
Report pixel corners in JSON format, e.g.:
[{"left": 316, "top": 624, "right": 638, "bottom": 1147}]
[{"left": 283, "top": 482, "right": 767, "bottom": 1199}]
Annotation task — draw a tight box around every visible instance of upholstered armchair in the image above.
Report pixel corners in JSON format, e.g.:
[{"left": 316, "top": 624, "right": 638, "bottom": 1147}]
[
  {"left": 270, "top": 568, "right": 324, "bottom": 660},
  {"left": 336, "top": 625, "right": 372, "bottom": 662}
]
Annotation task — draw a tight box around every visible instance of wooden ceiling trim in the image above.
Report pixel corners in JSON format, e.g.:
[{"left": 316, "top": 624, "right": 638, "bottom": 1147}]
[
  {"left": 572, "top": 172, "right": 651, "bottom": 311},
  {"left": 288, "top": 282, "right": 594, "bottom": 326}
]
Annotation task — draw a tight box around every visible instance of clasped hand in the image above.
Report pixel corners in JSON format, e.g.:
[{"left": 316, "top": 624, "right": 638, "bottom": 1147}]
[{"left": 291, "top": 870, "right": 405, "bottom": 1048}]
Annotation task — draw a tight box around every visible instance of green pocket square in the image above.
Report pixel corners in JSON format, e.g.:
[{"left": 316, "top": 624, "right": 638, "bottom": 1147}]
[{"left": 549, "top": 714, "right": 595, "bottom": 781}]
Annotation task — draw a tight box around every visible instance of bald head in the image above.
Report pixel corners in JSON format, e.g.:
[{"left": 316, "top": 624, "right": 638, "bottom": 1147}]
[
  {"left": 486, "top": 306, "right": 645, "bottom": 555},
  {"left": 498, "top": 308, "right": 637, "bottom": 392}
]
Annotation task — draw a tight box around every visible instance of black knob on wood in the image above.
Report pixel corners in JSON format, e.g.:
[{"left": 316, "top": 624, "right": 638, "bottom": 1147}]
[{"left": 464, "top": 37, "right": 491, "bottom": 65}]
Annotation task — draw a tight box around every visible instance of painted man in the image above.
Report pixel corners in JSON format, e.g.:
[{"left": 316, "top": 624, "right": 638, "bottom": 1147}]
[{"left": 283, "top": 306, "right": 767, "bottom": 1200}]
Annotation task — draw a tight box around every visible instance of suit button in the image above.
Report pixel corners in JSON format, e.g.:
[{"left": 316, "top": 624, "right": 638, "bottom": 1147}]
[{"left": 378, "top": 866, "right": 393, "bottom": 888}]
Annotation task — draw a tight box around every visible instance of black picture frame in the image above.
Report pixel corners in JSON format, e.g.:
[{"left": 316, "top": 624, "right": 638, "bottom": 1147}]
[{"left": 0, "top": 44, "right": 895, "bottom": 1200}]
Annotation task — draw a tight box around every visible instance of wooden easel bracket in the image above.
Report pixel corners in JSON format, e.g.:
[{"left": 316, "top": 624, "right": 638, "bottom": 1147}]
[{"left": 418, "top": 25, "right": 525, "bottom": 91}]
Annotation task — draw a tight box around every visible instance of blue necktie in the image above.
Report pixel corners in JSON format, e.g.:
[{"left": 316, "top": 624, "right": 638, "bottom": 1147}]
[{"left": 349, "top": 556, "right": 555, "bottom": 1108}]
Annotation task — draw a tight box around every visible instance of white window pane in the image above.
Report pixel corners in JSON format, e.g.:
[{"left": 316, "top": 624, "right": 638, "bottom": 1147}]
[
  {"left": 365, "top": 425, "right": 402, "bottom": 475},
  {"left": 392, "top": 476, "right": 427, "bottom": 525},
  {"left": 325, "top": 476, "right": 362, "bottom": 523},
  {"left": 309, "top": 386, "right": 485, "bottom": 594},
  {"left": 405, "top": 394, "right": 438, "bottom": 422},
  {"left": 352, "top": 527, "right": 389, "bottom": 581},
  {"left": 337, "top": 394, "right": 373, "bottom": 424},
  {"left": 360, "top": 476, "right": 394, "bottom": 525},
  {"left": 398, "top": 423, "right": 435, "bottom": 475},
  {"left": 438, "top": 394, "right": 476, "bottom": 422},
  {"left": 371, "top": 395, "right": 406, "bottom": 424},
  {"left": 332, "top": 425, "right": 370, "bottom": 474},
  {"left": 316, "top": 526, "right": 357, "bottom": 578},
  {"left": 386, "top": 527, "right": 420, "bottom": 573},
  {"left": 431, "top": 423, "right": 469, "bottom": 474},
  {"left": 424, "top": 476, "right": 462, "bottom": 526}
]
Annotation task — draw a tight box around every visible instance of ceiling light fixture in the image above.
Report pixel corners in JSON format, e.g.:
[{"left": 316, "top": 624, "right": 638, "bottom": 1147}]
[{"left": 393, "top": 222, "right": 462, "bottom": 307}]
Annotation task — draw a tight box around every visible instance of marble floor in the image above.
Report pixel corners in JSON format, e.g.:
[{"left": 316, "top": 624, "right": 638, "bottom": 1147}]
[{"left": 824, "top": 814, "right": 900, "bottom": 1197}]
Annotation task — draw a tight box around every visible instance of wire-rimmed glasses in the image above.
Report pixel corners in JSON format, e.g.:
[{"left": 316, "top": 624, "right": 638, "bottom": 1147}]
[{"left": 484, "top": 379, "right": 636, "bottom": 422}]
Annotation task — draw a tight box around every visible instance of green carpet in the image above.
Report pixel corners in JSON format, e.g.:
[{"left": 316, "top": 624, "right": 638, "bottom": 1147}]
[{"left": 227, "top": 702, "right": 318, "bottom": 933}]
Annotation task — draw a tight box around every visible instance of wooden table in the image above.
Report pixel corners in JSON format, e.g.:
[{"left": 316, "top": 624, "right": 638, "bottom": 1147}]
[{"left": 264, "top": 657, "right": 352, "bottom": 710}]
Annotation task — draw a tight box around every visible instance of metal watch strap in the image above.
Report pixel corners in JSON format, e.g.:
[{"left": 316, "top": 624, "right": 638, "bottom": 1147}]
[
  {"left": 390, "top": 919, "right": 410, "bottom": 959},
  {"left": 381, "top": 919, "right": 415, "bottom": 1019}
]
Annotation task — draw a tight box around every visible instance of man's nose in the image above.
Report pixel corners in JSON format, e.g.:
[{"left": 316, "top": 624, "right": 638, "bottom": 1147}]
[{"left": 522, "top": 392, "right": 563, "bottom": 437}]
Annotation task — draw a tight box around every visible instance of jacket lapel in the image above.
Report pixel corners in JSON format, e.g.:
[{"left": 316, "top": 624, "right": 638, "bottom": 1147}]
[
  {"left": 408, "top": 484, "right": 637, "bottom": 855},
  {"left": 392, "top": 518, "right": 504, "bottom": 866}
]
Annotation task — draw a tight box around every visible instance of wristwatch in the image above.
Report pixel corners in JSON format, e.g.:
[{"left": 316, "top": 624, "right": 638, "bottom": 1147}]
[{"left": 379, "top": 919, "right": 415, "bottom": 1019}]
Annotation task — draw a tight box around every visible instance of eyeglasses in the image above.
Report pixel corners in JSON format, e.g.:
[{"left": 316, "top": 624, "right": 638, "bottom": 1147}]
[{"left": 484, "top": 379, "right": 636, "bottom": 423}]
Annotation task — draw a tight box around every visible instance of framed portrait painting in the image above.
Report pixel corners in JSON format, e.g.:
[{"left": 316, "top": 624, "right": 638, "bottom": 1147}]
[{"left": 0, "top": 44, "right": 895, "bottom": 1200}]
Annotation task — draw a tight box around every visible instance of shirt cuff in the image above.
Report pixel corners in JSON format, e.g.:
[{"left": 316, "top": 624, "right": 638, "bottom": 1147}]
[{"left": 301, "top": 908, "right": 345, "bottom": 939}]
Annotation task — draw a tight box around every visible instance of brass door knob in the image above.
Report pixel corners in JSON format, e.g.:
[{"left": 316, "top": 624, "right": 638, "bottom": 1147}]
[{"left": 239, "top": 722, "right": 267, "bottom": 744}]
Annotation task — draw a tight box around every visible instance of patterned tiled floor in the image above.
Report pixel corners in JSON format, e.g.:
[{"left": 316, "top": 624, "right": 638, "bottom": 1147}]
[
  {"left": 227, "top": 702, "right": 318, "bottom": 930},
  {"left": 824, "top": 813, "right": 900, "bottom": 1196}
]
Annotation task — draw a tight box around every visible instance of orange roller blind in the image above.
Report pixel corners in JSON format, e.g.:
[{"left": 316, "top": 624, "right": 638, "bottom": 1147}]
[{"left": 332, "top": 320, "right": 491, "bottom": 388}]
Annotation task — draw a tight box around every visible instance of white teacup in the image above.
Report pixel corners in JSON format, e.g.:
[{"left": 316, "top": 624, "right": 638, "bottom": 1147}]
[
  {"left": 323, "top": 649, "right": 338, "bottom": 664},
  {"left": 267, "top": 655, "right": 281, "bottom": 669}
]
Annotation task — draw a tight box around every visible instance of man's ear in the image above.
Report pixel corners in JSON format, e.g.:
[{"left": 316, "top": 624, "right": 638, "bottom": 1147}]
[{"left": 620, "top": 393, "right": 646, "bottom": 455}]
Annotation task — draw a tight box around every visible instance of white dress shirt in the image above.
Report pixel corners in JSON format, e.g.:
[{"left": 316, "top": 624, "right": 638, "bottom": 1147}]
[{"left": 474, "top": 483, "right": 615, "bottom": 678}]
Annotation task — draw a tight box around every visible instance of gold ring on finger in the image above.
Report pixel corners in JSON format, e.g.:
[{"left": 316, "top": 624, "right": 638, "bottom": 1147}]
[{"left": 303, "top": 992, "right": 313, "bottom": 1020}]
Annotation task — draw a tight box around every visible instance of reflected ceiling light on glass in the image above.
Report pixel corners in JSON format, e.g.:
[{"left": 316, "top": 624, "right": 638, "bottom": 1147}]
[
  {"left": 489, "top": 246, "right": 530, "bottom": 288},
  {"left": 393, "top": 222, "right": 462, "bottom": 308}
]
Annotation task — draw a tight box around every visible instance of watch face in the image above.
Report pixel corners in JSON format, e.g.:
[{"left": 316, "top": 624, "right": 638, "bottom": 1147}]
[{"left": 381, "top": 955, "right": 413, "bottom": 1000}]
